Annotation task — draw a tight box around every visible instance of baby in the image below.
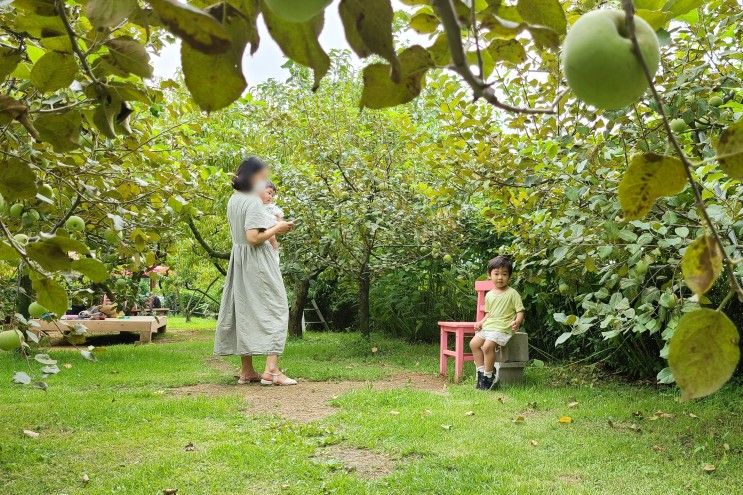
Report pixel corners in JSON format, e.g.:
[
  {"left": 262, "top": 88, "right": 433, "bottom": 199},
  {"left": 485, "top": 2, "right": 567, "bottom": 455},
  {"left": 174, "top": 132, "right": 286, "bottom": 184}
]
[{"left": 260, "top": 180, "right": 284, "bottom": 251}]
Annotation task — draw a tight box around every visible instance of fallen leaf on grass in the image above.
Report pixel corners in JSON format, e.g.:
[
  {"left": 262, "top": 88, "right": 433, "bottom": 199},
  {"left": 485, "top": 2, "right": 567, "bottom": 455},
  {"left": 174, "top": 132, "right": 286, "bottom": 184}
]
[
  {"left": 63, "top": 363, "right": 72, "bottom": 369},
  {"left": 423, "top": 409, "right": 432, "bottom": 416},
  {"left": 23, "top": 429, "right": 39, "bottom": 438},
  {"left": 702, "top": 464, "right": 716, "bottom": 473},
  {"left": 389, "top": 410, "right": 400, "bottom": 416},
  {"left": 464, "top": 411, "right": 475, "bottom": 416},
  {"left": 723, "top": 443, "right": 730, "bottom": 451},
  {"left": 530, "top": 439, "right": 539, "bottom": 447},
  {"left": 81, "top": 473, "right": 90, "bottom": 484},
  {"left": 162, "top": 489, "right": 178, "bottom": 495},
  {"left": 441, "top": 424, "right": 452, "bottom": 430},
  {"left": 527, "top": 401, "right": 538, "bottom": 409},
  {"left": 512, "top": 415, "right": 525, "bottom": 424},
  {"left": 496, "top": 396, "right": 506, "bottom": 403},
  {"left": 652, "top": 445, "right": 666, "bottom": 452},
  {"left": 688, "top": 413, "right": 699, "bottom": 419},
  {"left": 558, "top": 416, "right": 573, "bottom": 424},
  {"left": 371, "top": 347, "right": 378, "bottom": 353},
  {"left": 567, "top": 401, "right": 579, "bottom": 409},
  {"left": 184, "top": 442, "right": 196, "bottom": 452}
]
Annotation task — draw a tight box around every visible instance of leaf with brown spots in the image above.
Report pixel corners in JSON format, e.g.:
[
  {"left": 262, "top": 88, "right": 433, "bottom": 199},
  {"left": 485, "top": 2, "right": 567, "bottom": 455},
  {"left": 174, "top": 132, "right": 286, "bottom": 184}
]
[
  {"left": 668, "top": 309, "right": 740, "bottom": 400},
  {"left": 618, "top": 154, "right": 686, "bottom": 220},
  {"left": 681, "top": 235, "right": 722, "bottom": 296},
  {"left": 716, "top": 120, "right": 743, "bottom": 179},
  {"left": 339, "top": 0, "right": 401, "bottom": 82}
]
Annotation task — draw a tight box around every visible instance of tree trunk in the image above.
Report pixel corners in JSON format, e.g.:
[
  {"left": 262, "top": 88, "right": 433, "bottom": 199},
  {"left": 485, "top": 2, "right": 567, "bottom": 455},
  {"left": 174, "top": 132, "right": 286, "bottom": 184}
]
[
  {"left": 288, "top": 277, "right": 311, "bottom": 338},
  {"left": 358, "top": 269, "right": 371, "bottom": 338}
]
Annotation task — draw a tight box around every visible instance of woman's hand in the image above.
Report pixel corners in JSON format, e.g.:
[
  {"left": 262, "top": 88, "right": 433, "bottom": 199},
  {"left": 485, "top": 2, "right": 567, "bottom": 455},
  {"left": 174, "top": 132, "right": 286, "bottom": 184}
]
[{"left": 273, "top": 220, "right": 294, "bottom": 235}]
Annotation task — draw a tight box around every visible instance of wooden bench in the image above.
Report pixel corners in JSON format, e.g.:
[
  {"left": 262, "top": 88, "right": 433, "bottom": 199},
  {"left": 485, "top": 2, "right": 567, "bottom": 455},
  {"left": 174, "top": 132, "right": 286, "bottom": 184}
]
[
  {"left": 438, "top": 280, "right": 528, "bottom": 383},
  {"left": 31, "top": 316, "right": 167, "bottom": 344}
]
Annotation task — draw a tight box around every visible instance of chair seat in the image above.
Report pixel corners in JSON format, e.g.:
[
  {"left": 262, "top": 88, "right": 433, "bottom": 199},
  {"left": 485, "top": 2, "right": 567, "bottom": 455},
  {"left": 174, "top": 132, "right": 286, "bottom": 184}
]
[{"left": 438, "top": 321, "right": 477, "bottom": 329}]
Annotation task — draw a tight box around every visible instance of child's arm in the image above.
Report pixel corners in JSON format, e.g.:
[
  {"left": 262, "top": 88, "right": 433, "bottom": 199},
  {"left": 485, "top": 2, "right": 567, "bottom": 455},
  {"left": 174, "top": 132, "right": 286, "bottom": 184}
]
[
  {"left": 474, "top": 312, "right": 488, "bottom": 331},
  {"left": 269, "top": 236, "right": 278, "bottom": 250},
  {"left": 511, "top": 311, "right": 525, "bottom": 332}
]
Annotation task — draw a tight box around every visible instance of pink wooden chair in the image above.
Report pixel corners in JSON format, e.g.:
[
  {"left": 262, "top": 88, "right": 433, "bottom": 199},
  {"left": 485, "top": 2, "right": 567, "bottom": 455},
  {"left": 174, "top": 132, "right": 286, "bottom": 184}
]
[{"left": 438, "top": 280, "right": 493, "bottom": 382}]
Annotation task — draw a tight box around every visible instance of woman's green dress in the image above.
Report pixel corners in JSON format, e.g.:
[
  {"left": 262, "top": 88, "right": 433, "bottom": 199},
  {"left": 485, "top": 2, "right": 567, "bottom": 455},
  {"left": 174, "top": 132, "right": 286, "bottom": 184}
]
[{"left": 214, "top": 192, "right": 288, "bottom": 355}]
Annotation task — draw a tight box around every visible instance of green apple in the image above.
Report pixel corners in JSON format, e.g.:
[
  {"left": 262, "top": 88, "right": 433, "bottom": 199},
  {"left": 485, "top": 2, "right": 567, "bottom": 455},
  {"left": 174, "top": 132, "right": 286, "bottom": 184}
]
[
  {"left": 0, "top": 329, "right": 24, "bottom": 351},
  {"left": 561, "top": 9, "right": 660, "bottom": 110},
  {"left": 263, "top": 0, "right": 332, "bottom": 23},
  {"left": 708, "top": 95, "right": 723, "bottom": 107},
  {"left": 21, "top": 209, "right": 40, "bottom": 227},
  {"left": 670, "top": 118, "right": 687, "bottom": 132},
  {"left": 443, "top": 254, "right": 453, "bottom": 264},
  {"left": 38, "top": 183, "right": 54, "bottom": 199},
  {"left": 28, "top": 301, "right": 48, "bottom": 318},
  {"left": 115, "top": 278, "right": 128, "bottom": 288},
  {"left": 13, "top": 233, "right": 29, "bottom": 246},
  {"left": 9, "top": 203, "right": 24, "bottom": 218},
  {"left": 65, "top": 215, "right": 85, "bottom": 232}
]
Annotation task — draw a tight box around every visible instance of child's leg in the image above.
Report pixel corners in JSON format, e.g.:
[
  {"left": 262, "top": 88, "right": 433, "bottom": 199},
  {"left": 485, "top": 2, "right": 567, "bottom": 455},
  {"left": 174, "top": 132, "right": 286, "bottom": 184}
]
[
  {"left": 482, "top": 340, "right": 497, "bottom": 374},
  {"left": 469, "top": 335, "right": 486, "bottom": 369}
]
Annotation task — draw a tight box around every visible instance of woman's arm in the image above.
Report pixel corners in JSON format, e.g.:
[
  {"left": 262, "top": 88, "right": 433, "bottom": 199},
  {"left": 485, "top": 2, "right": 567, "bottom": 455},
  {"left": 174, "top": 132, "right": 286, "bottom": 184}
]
[{"left": 245, "top": 221, "right": 293, "bottom": 246}]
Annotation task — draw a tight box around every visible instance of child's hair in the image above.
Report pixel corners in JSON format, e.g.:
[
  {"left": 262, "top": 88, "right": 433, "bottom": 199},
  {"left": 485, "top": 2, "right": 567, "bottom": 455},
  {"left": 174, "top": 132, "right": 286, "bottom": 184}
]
[
  {"left": 265, "top": 180, "right": 276, "bottom": 192},
  {"left": 487, "top": 255, "right": 513, "bottom": 275}
]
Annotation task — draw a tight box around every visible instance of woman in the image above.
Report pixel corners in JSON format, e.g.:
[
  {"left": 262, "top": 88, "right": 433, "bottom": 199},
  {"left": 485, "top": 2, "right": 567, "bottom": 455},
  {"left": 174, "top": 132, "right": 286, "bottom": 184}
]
[{"left": 214, "top": 156, "right": 296, "bottom": 385}]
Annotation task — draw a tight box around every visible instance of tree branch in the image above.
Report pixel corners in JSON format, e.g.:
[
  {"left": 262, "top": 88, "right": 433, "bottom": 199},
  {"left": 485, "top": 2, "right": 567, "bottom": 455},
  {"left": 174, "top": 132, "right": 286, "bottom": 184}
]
[
  {"left": 621, "top": 0, "right": 743, "bottom": 301},
  {"left": 186, "top": 216, "right": 230, "bottom": 260},
  {"left": 431, "top": 0, "right": 563, "bottom": 115},
  {"left": 55, "top": 0, "right": 105, "bottom": 98}
]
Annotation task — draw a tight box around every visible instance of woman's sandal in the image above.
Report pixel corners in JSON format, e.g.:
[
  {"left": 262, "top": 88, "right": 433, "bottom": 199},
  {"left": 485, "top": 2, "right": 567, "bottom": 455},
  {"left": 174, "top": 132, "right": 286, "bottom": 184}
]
[
  {"left": 260, "top": 372, "right": 297, "bottom": 386},
  {"left": 237, "top": 373, "right": 261, "bottom": 385}
]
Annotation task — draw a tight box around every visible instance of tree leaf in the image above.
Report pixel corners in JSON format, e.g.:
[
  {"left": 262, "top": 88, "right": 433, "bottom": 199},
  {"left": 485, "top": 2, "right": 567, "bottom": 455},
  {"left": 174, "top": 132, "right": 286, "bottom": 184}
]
[
  {"left": 104, "top": 37, "right": 153, "bottom": 78},
  {"left": 339, "top": 0, "right": 401, "bottom": 82},
  {"left": 27, "top": 240, "right": 73, "bottom": 272},
  {"left": 555, "top": 331, "right": 572, "bottom": 346},
  {"left": 0, "top": 241, "right": 20, "bottom": 262},
  {"left": 182, "top": 3, "right": 249, "bottom": 112},
  {"left": 30, "top": 52, "right": 77, "bottom": 92},
  {"left": 0, "top": 46, "right": 22, "bottom": 80},
  {"left": 668, "top": 309, "right": 740, "bottom": 400},
  {"left": 681, "top": 235, "right": 722, "bottom": 296},
  {"left": 516, "top": 0, "right": 566, "bottom": 35},
  {"left": 618, "top": 153, "right": 687, "bottom": 220},
  {"left": 262, "top": 2, "right": 330, "bottom": 90},
  {"left": 716, "top": 120, "right": 743, "bottom": 180},
  {"left": 34, "top": 110, "right": 82, "bottom": 152},
  {"left": 32, "top": 277, "right": 68, "bottom": 316},
  {"left": 486, "top": 39, "right": 526, "bottom": 64},
  {"left": 409, "top": 8, "right": 439, "bottom": 34},
  {"left": 71, "top": 258, "right": 109, "bottom": 283},
  {"left": 149, "top": 0, "right": 231, "bottom": 54},
  {"left": 86, "top": 0, "right": 138, "bottom": 28},
  {"left": 0, "top": 158, "right": 37, "bottom": 201},
  {"left": 12, "top": 371, "right": 32, "bottom": 385},
  {"left": 360, "top": 45, "right": 434, "bottom": 109}
]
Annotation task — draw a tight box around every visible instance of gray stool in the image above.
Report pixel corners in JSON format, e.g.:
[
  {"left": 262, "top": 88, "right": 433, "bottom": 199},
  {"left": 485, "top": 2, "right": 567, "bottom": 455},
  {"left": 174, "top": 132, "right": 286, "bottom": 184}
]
[{"left": 494, "top": 332, "right": 528, "bottom": 386}]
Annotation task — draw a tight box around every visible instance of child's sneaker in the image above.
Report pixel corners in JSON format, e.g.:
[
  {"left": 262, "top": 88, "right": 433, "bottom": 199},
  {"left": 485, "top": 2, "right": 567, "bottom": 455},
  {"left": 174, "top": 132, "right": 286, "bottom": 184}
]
[
  {"left": 480, "top": 373, "right": 494, "bottom": 390},
  {"left": 476, "top": 370, "right": 484, "bottom": 390}
]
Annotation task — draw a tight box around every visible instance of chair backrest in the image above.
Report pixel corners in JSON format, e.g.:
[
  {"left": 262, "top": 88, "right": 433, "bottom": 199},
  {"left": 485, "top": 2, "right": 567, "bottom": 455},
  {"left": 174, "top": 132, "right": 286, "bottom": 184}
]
[{"left": 475, "top": 280, "right": 494, "bottom": 321}]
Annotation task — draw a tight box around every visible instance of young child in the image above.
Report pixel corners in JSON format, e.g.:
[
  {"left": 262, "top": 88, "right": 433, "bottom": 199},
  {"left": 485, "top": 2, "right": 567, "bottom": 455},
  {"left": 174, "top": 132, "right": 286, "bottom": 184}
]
[
  {"left": 470, "top": 255, "right": 525, "bottom": 390},
  {"left": 260, "top": 181, "right": 284, "bottom": 250}
]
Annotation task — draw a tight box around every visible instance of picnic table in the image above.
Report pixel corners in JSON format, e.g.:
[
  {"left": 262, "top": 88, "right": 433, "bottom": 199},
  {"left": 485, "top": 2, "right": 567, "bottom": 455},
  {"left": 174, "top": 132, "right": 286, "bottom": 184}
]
[{"left": 31, "top": 316, "right": 167, "bottom": 344}]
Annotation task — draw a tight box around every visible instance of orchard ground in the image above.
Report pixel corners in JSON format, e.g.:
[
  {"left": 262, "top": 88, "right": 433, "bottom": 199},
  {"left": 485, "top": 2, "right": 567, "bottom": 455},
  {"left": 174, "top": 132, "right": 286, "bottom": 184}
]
[{"left": 1, "top": 318, "right": 741, "bottom": 495}]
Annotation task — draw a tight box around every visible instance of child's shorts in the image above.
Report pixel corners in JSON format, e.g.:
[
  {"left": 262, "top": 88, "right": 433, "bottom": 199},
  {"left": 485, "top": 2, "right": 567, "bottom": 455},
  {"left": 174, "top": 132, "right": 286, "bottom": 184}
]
[{"left": 475, "top": 330, "right": 512, "bottom": 347}]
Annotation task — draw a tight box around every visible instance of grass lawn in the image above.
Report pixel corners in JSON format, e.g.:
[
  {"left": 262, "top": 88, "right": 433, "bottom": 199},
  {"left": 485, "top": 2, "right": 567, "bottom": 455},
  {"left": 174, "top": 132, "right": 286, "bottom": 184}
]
[{"left": 1, "top": 317, "right": 741, "bottom": 494}]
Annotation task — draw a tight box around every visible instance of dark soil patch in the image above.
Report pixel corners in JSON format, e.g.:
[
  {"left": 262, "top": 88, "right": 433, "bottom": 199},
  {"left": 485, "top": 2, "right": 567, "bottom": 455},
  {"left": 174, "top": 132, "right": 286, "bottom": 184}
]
[
  {"left": 312, "top": 444, "right": 395, "bottom": 480},
  {"left": 168, "top": 372, "right": 448, "bottom": 422}
]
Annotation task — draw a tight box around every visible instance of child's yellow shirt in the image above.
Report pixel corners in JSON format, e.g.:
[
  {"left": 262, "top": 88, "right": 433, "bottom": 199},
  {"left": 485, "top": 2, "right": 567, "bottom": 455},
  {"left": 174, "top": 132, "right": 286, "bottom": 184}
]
[{"left": 482, "top": 287, "right": 525, "bottom": 334}]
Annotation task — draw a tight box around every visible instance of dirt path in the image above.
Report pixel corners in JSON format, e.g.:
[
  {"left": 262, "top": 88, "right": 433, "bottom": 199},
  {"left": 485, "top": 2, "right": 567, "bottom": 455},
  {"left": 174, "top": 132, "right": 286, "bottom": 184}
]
[{"left": 169, "top": 371, "right": 448, "bottom": 422}]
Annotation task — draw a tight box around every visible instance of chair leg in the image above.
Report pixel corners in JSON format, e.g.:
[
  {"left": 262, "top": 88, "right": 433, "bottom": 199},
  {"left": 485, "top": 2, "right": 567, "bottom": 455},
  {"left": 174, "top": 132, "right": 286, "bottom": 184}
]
[
  {"left": 439, "top": 328, "right": 448, "bottom": 376},
  {"left": 454, "top": 329, "right": 465, "bottom": 383}
]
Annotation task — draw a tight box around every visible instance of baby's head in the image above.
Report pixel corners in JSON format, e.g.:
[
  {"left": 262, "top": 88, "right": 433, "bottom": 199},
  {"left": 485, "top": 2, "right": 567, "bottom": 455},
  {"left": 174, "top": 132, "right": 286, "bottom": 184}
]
[
  {"left": 260, "top": 181, "right": 277, "bottom": 204},
  {"left": 487, "top": 255, "right": 513, "bottom": 289}
]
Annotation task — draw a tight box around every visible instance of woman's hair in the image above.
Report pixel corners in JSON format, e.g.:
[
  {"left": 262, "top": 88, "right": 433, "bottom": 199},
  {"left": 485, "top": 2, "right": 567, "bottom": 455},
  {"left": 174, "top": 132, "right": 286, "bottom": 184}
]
[
  {"left": 232, "top": 156, "right": 267, "bottom": 192},
  {"left": 487, "top": 255, "right": 513, "bottom": 275}
]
